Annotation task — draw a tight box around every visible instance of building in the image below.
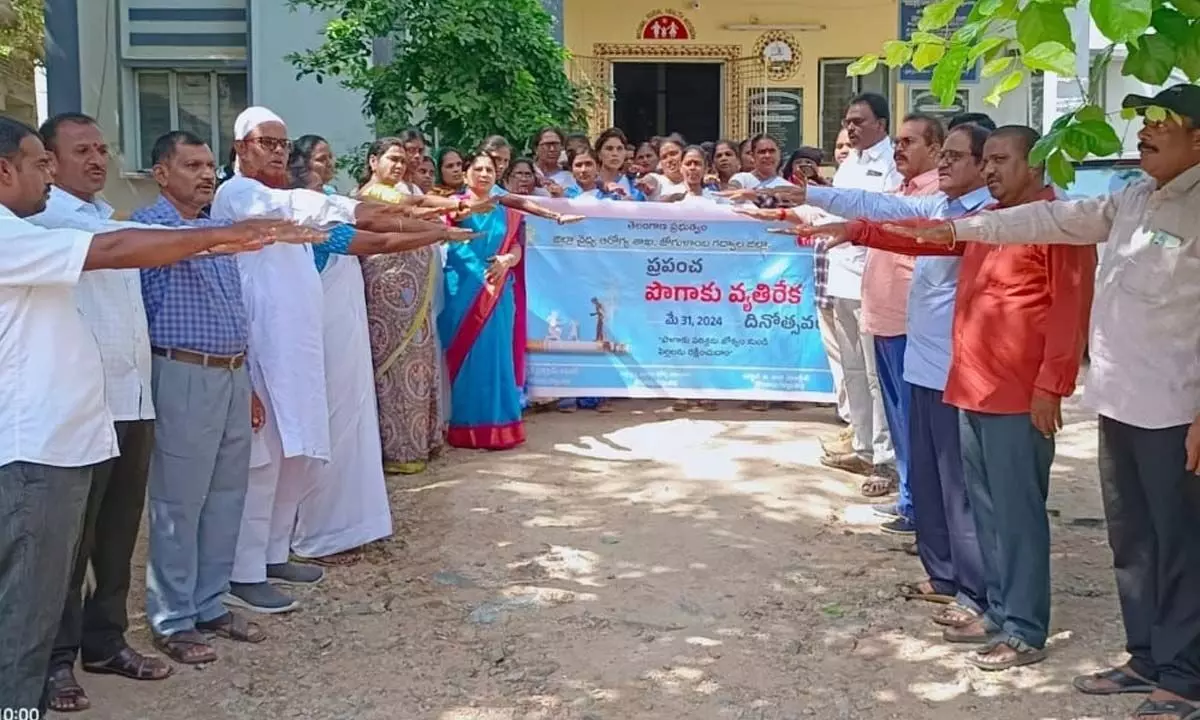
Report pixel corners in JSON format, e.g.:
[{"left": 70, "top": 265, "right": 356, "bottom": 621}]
[
  {"left": 43, "top": 0, "right": 370, "bottom": 212},
  {"left": 43, "top": 0, "right": 1168, "bottom": 213}
]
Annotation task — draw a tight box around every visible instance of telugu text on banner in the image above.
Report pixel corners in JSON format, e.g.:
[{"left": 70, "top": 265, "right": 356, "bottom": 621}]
[{"left": 523, "top": 199, "right": 836, "bottom": 401}]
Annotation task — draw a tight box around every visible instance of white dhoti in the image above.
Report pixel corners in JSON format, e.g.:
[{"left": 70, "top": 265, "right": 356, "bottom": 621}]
[
  {"left": 231, "top": 375, "right": 319, "bottom": 583},
  {"left": 292, "top": 256, "right": 393, "bottom": 557}
]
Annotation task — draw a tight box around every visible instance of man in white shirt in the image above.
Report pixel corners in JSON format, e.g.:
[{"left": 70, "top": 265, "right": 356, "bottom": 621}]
[
  {"left": 823, "top": 93, "right": 904, "bottom": 498},
  {"left": 0, "top": 115, "right": 314, "bottom": 713},
  {"left": 28, "top": 112, "right": 166, "bottom": 708}
]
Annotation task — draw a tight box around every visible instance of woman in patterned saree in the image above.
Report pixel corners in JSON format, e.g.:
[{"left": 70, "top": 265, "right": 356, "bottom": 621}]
[
  {"left": 440, "top": 151, "right": 529, "bottom": 449},
  {"left": 358, "top": 137, "right": 487, "bottom": 472}
]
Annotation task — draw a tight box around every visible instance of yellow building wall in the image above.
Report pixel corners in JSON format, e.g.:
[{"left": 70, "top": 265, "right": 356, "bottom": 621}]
[{"left": 562, "top": 0, "right": 898, "bottom": 146}]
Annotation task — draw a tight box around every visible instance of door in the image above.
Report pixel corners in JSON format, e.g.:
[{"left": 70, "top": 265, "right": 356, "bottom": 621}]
[{"left": 612, "top": 62, "right": 721, "bottom": 145}]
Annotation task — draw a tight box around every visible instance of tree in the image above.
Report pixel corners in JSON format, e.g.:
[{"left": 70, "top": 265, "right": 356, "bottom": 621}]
[
  {"left": 0, "top": 0, "right": 45, "bottom": 62},
  {"left": 287, "top": 0, "right": 585, "bottom": 156},
  {"left": 847, "top": 0, "right": 1189, "bottom": 185}
]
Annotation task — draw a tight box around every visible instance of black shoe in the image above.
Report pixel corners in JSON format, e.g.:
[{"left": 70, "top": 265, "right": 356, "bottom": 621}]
[{"left": 881, "top": 517, "right": 916, "bottom": 536}]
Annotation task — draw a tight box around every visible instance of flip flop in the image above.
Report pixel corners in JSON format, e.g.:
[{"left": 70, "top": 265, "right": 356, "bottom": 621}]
[
  {"left": 1073, "top": 667, "right": 1157, "bottom": 696},
  {"left": 897, "top": 581, "right": 954, "bottom": 604},
  {"left": 1132, "top": 698, "right": 1200, "bottom": 718}
]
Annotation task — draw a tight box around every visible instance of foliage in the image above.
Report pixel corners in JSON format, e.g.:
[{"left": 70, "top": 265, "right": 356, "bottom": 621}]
[
  {"left": 0, "top": 0, "right": 45, "bottom": 62},
  {"left": 287, "top": 0, "right": 586, "bottom": 157},
  {"left": 847, "top": 0, "right": 1195, "bottom": 186}
]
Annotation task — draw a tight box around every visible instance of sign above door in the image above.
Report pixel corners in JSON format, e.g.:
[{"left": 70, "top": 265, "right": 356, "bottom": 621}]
[{"left": 638, "top": 10, "right": 695, "bottom": 40}]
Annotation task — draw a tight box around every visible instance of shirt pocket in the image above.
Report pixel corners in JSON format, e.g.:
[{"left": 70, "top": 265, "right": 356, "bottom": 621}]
[{"left": 1116, "top": 228, "right": 1188, "bottom": 303}]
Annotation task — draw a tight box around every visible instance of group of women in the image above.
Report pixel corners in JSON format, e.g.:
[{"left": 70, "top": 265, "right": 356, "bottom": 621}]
[{"left": 278, "top": 126, "right": 828, "bottom": 487}]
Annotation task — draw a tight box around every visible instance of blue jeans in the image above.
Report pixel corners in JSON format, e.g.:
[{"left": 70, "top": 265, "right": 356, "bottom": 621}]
[
  {"left": 145, "top": 356, "right": 251, "bottom": 637},
  {"left": 874, "top": 335, "right": 912, "bottom": 519},
  {"left": 960, "top": 409, "right": 1054, "bottom": 650},
  {"left": 0, "top": 461, "right": 93, "bottom": 712}
]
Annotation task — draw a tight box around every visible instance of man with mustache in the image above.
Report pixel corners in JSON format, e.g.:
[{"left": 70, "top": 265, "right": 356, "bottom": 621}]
[
  {"left": 0, "top": 114, "right": 314, "bottom": 714},
  {"left": 30, "top": 113, "right": 169, "bottom": 708},
  {"left": 891, "top": 85, "right": 1200, "bottom": 720},
  {"left": 790, "top": 125, "right": 1097, "bottom": 672},
  {"left": 822, "top": 92, "right": 904, "bottom": 497},
  {"left": 734, "top": 118, "right": 996, "bottom": 636},
  {"left": 123, "top": 130, "right": 267, "bottom": 671},
  {"left": 214, "top": 107, "right": 479, "bottom": 617}
]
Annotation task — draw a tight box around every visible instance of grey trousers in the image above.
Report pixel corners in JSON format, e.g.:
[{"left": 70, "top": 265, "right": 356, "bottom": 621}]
[
  {"left": 51, "top": 420, "right": 153, "bottom": 669},
  {"left": 0, "top": 461, "right": 94, "bottom": 712},
  {"left": 145, "top": 356, "right": 252, "bottom": 637},
  {"left": 960, "top": 409, "right": 1054, "bottom": 650},
  {"left": 1099, "top": 416, "right": 1200, "bottom": 700}
]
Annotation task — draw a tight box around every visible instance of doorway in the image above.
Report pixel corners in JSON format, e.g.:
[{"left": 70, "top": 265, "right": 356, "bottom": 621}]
[{"left": 612, "top": 62, "right": 721, "bottom": 145}]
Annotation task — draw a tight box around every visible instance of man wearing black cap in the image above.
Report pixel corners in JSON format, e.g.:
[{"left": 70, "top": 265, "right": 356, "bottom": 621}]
[{"left": 883, "top": 83, "right": 1200, "bottom": 720}]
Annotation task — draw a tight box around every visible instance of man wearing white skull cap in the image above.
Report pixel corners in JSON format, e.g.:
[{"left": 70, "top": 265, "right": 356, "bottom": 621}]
[{"left": 213, "top": 107, "right": 477, "bottom": 614}]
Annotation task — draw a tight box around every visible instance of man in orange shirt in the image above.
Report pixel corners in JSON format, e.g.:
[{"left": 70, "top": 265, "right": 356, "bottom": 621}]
[{"left": 794, "top": 126, "right": 1096, "bottom": 670}]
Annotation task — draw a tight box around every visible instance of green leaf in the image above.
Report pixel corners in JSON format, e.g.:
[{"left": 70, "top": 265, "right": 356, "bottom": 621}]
[
  {"left": 1124, "top": 33, "right": 1177, "bottom": 84},
  {"left": 982, "top": 54, "right": 1014, "bottom": 77},
  {"left": 931, "top": 43, "right": 971, "bottom": 105},
  {"left": 976, "top": 0, "right": 1004, "bottom": 16},
  {"left": 919, "top": 0, "right": 965, "bottom": 31},
  {"left": 984, "top": 69, "right": 1024, "bottom": 106},
  {"left": 1075, "top": 104, "right": 1105, "bottom": 123},
  {"left": 1060, "top": 127, "right": 1091, "bottom": 160},
  {"left": 968, "top": 37, "right": 1007, "bottom": 61},
  {"left": 1047, "top": 150, "right": 1077, "bottom": 186},
  {"left": 1016, "top": 2, "right": 1075, "bottom": 52},
  {"left": 911, "top": 31, "right": 948, "bottom": 45},
  {"left": 1119, "top": 106, "right": 1138, "bottom": 120},
  {"left": 1091, "top": 0, "right": 1153, "bottom": 43},
  {"left": 952, "top": 19, "right": 988, "bottom": 44},
  {"left": 1177, "top": 23, "right": 1200, "bottom": 80},
  {"left": 883, "top": 40, "right": 914, "bottom": 68},
  {"left": 1029, "top": 131, "right": 1061, "bottom": 167},
  {"left": 1151, "top": 7, "right": 1191, "bottom": 43},
  {"left": 912, "top": 43, "right": 948, "bottom": 70},
  {"left": 1022, "top": 40, "right": 1079, "bottom": 75},
  {"left": 1175, "top": 0, "right": 1200, "bottom": 18},
  {"left": 846, "top": 54, "right": 880, "bottom": 76},
  {"left": 1074, "top": 119, "right": 1124, "bottom": 156},
  {"left": 1051, "top": 111, "right": 1078, "bottom": 132},
  {"left": 1145, "top": 105, "right": 1169, "bottom": 122}
]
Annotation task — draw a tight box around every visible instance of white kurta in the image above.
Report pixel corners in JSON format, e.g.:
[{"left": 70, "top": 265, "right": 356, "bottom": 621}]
[
  {"left": 211, "top": 174, "right": 359, "bottom": 582},
  {"left": 292, "top": 254, "right": 393, "bottom": 557}
]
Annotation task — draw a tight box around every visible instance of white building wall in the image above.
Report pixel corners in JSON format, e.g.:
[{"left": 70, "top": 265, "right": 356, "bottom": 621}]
[{"left": 249, "top": 1, "right": 372, "bottom": 191}]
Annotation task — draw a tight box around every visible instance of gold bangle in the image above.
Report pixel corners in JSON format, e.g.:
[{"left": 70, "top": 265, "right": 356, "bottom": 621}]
[{"left": 948, "top": 221, "right": 958, "bottom": 250}]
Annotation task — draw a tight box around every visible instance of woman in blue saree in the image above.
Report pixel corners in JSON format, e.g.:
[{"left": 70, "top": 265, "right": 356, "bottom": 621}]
[{"left": 439, "top": 152, "right": 530, "bottom": 449}]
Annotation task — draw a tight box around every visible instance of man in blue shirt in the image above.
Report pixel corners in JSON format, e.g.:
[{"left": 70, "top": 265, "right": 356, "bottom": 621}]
[
  {"left": 131, "top": 131, "right": 265, "bottom": 664},
  {"left": 742, "top": 119, "right": 996, "bottom": 638}
]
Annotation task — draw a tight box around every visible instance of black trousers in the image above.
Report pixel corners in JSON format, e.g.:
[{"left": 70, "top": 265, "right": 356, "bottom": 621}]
[
  {"left": 1098, "top": 415, "right": 1200, "bottom": 700},
  {"left": 49, "top": 420, "right": 154, "bottom": 668}
]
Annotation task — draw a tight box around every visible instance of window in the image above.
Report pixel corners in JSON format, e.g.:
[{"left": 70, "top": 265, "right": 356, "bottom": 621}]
[
  {"left": 131, "top": 69, "right": 247, "bottom": 170},
  {"left": 818, "top": 59, "right": 893, "bottom": 159}
]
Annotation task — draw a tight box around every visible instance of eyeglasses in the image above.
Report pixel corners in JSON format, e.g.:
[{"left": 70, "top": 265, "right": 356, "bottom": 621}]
[
  {"left": 249, "top": 137, "right": 292, "bottom": 153},
  {"left": 937, "top": 149, "right": 972, "bottom": 164}
]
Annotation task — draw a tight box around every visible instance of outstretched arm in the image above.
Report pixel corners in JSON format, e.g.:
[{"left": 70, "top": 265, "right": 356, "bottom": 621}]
[
  {"left": 953, "top": 193, "right": 1119, "bottom": 246},
  {"left": 85, "top": 220, "right": 313, "bottom": 270},
  {"left": 805, "top": 186, "right": 946, "bottom": 221},
  {"left": 496, "top": 193, "right": 583, "bottom": 224}
]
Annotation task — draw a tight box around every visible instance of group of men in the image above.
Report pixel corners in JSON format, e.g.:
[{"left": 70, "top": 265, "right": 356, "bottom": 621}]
[
  {"left": 738, "top": 85, "right": 1200, "bottom": 720},
  {"left": 0, "top": 106, "right": 467, "bottom": 713}
]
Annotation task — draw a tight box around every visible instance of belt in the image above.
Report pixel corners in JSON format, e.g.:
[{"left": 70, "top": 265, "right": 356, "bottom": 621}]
[{"left": 152, "top": 347, "right": 246, "bottom": 370}]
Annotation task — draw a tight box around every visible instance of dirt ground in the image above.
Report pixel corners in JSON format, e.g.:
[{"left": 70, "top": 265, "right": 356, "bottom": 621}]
[{"left": 71, "top": 394, "right": 1139, "bottom": 720}]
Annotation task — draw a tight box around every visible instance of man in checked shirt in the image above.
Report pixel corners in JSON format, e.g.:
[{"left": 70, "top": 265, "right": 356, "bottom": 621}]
[{"left": 130, "top": 131, "right": 267, "bottom": 666}]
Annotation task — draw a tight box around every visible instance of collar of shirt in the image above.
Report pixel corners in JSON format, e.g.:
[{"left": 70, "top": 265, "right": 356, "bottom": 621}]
[
  {"left": 47, "top": 185, "right": 114, "bottom": 220},
  {"left": 856, "top": 137, "right": 893, "bottom": 165},
  {"left": 947, "top": 185, "right": 994, "bottom": 216},
  {"left": 1153, "top": 162, "right": 1200, "bottom": 200},
  {"left": 137, "top": 193, "right": 220, "bottom": 226},
  {"left": 900, "top": 169, "right": 939, "bottom": 196}
]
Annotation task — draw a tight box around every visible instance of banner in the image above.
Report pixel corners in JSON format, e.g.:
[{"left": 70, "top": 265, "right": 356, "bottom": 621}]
[{"left": 523, "top": 199, "right": 835, "bottom": 401}]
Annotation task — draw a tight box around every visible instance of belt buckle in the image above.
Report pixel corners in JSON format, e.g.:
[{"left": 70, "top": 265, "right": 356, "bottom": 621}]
[{"left": 228, "top": 354, "right": 239, "bottom": 370}]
